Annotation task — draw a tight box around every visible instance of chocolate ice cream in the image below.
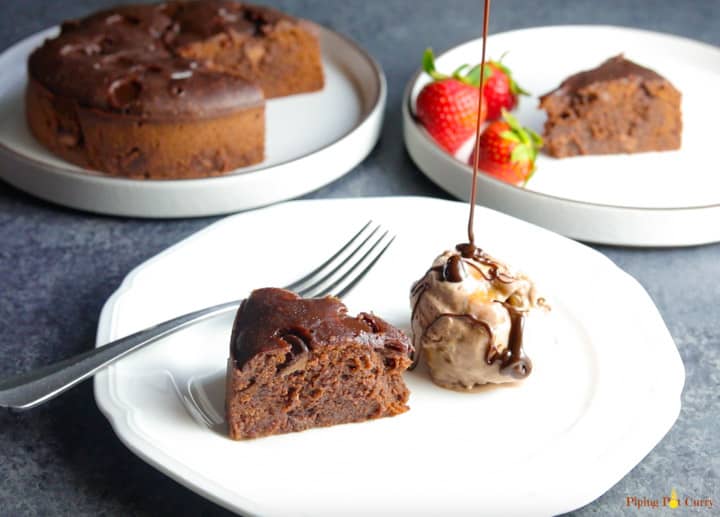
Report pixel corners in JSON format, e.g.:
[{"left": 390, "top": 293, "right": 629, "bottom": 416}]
[{"left": 410, "top": 244, "right": 546, "bottom": 390}]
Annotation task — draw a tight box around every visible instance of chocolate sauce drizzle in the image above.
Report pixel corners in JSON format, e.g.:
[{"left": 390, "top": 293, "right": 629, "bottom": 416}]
[
  {"left": 437, "top": 307, "right": 530, "bottom": 379},
  {"left": 465, "top": 0, "right": 491, "bottom": 254},
  {"left": 455, "top": 244, "right": 515, "bottom": 284},
  {"left": 411, "top": 0, "right": 531, "bottom": 381},
  {"left": 499, "top": 305, "right": 532, "bottom": 379}
]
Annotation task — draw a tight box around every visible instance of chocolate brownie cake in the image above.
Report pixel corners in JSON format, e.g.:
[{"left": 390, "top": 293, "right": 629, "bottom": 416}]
[
  {"left": 539, "top": 55, "right": 682, "bottom": 158},
  {"left": 226, "top": 288, "right": 412, "bottom": 440},
  {"left": 26, "top": 1, "right": 324, "bottom": 179}
]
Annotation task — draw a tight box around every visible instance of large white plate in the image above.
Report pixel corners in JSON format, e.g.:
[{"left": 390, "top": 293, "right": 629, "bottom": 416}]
[
  {"left": 0, "top": 26, "right": 385, "bottom": 218},
  {"left": 94, "top": 196, "right": 684, "bottom": 516},
  {"left": 403, "top": 26, "right": 720, "bottom": 246}
]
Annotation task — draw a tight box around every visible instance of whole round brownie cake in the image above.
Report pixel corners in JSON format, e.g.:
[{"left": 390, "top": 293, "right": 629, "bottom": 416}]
[{"left": 26, "top": 1, "right": 324, "bottom": 179}]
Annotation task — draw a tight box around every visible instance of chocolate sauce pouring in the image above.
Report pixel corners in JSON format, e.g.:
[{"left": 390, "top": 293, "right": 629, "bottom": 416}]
[
  {"left": 465, "top": 0, "right": 491, "bottom": 255},
  {"left": 462, "top": 0, "right": 531, "bottom": 380},
  {"left": 469, "top": 0, "right": 531, "bottom": 380},
  {"left": 411, "top": 0, "right": 532, "bottom": 381}
]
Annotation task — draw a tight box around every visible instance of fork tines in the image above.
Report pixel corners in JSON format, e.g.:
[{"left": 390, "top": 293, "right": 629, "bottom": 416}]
[{"left": 284, "top": 221, "right": 395, "bottom": 299}]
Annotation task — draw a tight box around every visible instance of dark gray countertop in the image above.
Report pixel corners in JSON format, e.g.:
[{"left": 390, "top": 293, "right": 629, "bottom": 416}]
[{"left": 1, "top": 0, "right": 719, "bottom": 515}]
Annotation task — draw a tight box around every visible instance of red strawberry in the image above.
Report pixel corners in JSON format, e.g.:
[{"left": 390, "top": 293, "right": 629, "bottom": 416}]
[
  {"left": 469, "top": 110, "right": 542, "bottom": 186},
  {"left": 480, "top": 59, "right": 529, "bottom": 121},
  {"left": 416, "top": 49, "right": 487, "bottom": 154}
]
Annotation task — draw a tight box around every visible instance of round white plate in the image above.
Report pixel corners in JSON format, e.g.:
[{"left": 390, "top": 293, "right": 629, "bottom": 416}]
[
  {"left": 95, "top": 196, "right": 684, "bottom": 516},
  {"left": 0, "top": 26, "right": 385, "bottom": 218},
  {"left": 403, "top": 26, "right": 720, "bottom": 246}
]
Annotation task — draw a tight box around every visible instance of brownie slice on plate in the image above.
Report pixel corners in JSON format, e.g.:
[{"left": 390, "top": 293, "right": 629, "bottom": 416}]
[
  {"left": 225, "top": 288, "right": 412, "bottom": 440},
  {"left": 539, "top": 55, "right": 682, "bottom": 157}
]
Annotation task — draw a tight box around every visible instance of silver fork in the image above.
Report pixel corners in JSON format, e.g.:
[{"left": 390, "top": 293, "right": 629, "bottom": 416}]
[{"left": 0, "top": 221, "right": 395, "bottom": 411}]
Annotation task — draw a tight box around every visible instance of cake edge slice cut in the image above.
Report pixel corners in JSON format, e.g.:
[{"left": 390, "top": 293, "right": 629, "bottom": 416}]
[
  {"left": 225, "top": 288, "right": 412, "bottom": 440},
  {"left": 538, "top": 54, "right": 682, "bottom": 158}
]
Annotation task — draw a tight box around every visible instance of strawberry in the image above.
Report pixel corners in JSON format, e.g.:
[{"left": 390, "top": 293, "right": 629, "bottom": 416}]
[
  {"left": 469, "top": 110, "right": 542, "bottom": 186},
  {"left": 479, "top": 58, "right": 529, "bottom": 121},
  {"left": 415, "top": 49, "right": 487, "bottom": 154}
]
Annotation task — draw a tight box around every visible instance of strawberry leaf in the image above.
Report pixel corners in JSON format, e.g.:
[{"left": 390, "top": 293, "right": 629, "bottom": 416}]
[
  {"left": 502, "top": 109, "right": 523, "bottom": 132},
  {"left": 464, "top": 63, "right": 496, "bottom": 87},
  {"left": 510, "top": 144, "right": 532, "bottom": 164},
  {"left": 423, "top": 48, "right": 480, "bottom": 85},
  {"left": 422, "top": 48, "right": 448, "bottom": 81},
  {"left": 422, "top": 48, "right": 435, "bottom": 74},
  {"left": 529, "top": 129, "right": 544, "bottom": 148},
  {"left": 481, "top": 63, "right": 495, "bottom": 86},
  {"left": 464, "top": 64, "right": 482, "bottom": 87},
  {"left": 500, "top": 130, "right": 521, "bottom": 144},
  {"left": 491, "top": 60, "right": 512, "bottom": 77},
  {"left": 452, "top": 64, "right": 469, "bottom": 77},
  {"left": 499, "top": 109, "right": 542, "bottom": 165},
  {"left": 512, "top": 82, "right": 531, "bottom": 96}
]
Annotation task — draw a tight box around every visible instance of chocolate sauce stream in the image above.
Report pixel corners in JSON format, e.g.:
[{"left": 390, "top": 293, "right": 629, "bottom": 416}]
[
  {"left": 412, "top": 0, "right": 532, "bottom": 381},
  {"left": 466, "top": 0, "right": 491, "bottom": 250}
]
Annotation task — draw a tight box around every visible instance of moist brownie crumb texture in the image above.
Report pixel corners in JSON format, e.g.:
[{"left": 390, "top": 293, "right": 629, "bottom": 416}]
[
  {"left": 539, "top": 55, "right": 682, "bottom": 158},
  {"left": 26, "top": 1, "right": 324, "bottom": 179},
  {"left": 226, "top": 288, "right": 413, "bottom": 440}
]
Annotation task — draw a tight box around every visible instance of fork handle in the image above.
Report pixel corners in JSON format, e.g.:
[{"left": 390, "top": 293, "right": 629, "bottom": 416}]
[{"left": 0, "top": 300, "right": 240, "bottom": 411}]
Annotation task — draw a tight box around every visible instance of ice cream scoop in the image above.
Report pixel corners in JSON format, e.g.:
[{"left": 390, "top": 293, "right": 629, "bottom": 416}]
[{"left": 410, "top": 243, "right": 546, "bottom": 390}]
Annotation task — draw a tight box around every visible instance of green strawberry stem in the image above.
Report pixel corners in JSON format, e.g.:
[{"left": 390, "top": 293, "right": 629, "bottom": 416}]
[
  {"left": 465, "top": 64, "right": 482, "bottom": 86},
  {"left": 423, "top": 49, "right": 530, "bottom": 95},
  {"left": 451, "top": 64, "right": 469, "bottom": 76},
  {"left": 422, "top": 48, "right": 447, "bottom": 81},
  {"left": 499, "top": 109, "right": 543, "bottom": 179},
  {"left": 422, "top": 48, "right": 480, "bottom": 87}
]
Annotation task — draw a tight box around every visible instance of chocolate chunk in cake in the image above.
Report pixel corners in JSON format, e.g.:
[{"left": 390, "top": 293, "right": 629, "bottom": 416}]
[
  {"left": 539, "top": 55, "right": 682, "bottom": 158},
  {"left": 225, "top": 288, "right": 412, "bottom": 440}
]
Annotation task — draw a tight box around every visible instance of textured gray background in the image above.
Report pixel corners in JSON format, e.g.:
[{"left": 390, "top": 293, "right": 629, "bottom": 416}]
[{"left": 1, "top": 0, "right": 719, "bottom": 515}]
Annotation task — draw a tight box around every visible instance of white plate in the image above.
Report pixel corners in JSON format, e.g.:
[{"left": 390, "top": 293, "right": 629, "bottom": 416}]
[
  {"left": 403, "top": 26, "right": 720, "bottom": 246},
  {"left": 94, "top": 196, "right": 684, "bottom": 516},
  {"left": 0, "top": 26, "right": 385, "bottom": 218}
]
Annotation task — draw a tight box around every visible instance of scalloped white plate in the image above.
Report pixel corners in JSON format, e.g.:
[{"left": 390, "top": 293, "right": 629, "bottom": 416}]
[
  {"left": 403, "top": 26, "right": 720, "bottom": 246},
  {"left": 0, "top": 26, "right": 385, "bottom": 217},
  {"left": 94, "top": 197, "right": 684, "bottom": 516}
]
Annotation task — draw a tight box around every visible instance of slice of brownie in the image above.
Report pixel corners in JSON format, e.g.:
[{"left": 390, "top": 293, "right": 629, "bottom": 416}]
[
  {"left": 539, "top": 55, "right": 682, "bottom": 157},
  {"left": 225, "top": 288, "right": 412, "bottom": 440}
]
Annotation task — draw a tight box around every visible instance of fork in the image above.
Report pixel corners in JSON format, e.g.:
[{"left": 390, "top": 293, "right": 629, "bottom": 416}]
[{"left": 0, "top": 221, "right": 395, "bottom": 411}]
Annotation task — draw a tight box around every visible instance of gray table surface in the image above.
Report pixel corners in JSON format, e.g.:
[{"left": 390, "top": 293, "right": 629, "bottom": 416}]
[{"left": 1, "top": 0, "right": 719, "bottom": 515}]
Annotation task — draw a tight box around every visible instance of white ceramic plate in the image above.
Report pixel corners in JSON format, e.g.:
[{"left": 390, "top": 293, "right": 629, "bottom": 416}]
[
  {"left": 94, "top": 196, "right": 684, "bottom": 516},
  {"left": 403, "top": 26, "right": 720, "bottom": 246},
  {"left": 0, "top": 26, "right": 385, "bottom": 218}
]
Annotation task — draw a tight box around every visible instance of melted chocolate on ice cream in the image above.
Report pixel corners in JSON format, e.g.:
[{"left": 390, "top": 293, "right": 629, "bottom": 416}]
[{"left": 410, "top": 0, "right": 532, "bottom": 380}]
